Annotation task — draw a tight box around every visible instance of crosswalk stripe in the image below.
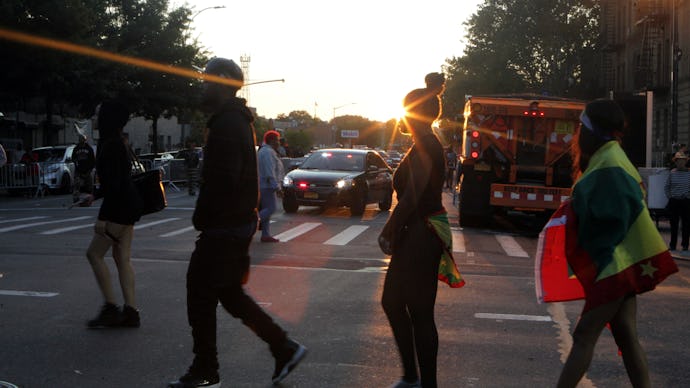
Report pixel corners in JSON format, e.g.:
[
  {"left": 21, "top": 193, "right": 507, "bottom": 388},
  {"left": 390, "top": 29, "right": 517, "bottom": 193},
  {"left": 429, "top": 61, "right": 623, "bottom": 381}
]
[
  {"left": 41, "top": 222, "right": 94, "bottom": 235},
  {"left": 273, "top": 222, "right": 321, "bottom": 242},
  {"left": 451, "top": 228, "right": 466, "bottom": 252},
  {"left": 134, "top": 218, "right": 181, "bottom": 230},
  {"left": 160, "top": 225, "right": 196, "bottom": 237},
  {"left": 0, "top": 216, "right": 48, "bottom": 225},
  {"left": 495, "top": 235, "right": 529, "bottom": 257},
  {"left": 324, "top": 225, "right": 369, "bottom": 245},
  {"left": 0, "top": 216, "right": 92, "bottom": 233}
]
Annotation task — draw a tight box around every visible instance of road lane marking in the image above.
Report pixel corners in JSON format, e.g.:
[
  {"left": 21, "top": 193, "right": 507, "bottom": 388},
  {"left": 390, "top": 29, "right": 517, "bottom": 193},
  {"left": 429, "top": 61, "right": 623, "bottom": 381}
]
[
  {"left": 324, "top": 225, "right": 369, "bottom": 245},
  {"left": 0, "top": 216, "right": 92, "bottom": 233},
  {"left": 134, "top": 217, "right": 181, "bottom": 230},
  {"left": 495, "top": 235, "right": 529, "bottom": 257},
  {"left": 547, "top": 303, "right": 595, "bottom": 387},
  {"left": 160, "top": 225, "right": 196, "bottom": 237},
  {"left": 475, "top": 313, "right": 552, "bottom": 322},
  {"left": 0, "top": 290, "right": 59, "bottom": 297},
  {"left": 273, "top": 222, "right": 321, "bottom": 242},
  {"left": 0, "top": 216, "right": 48, "bottom": 224},
  {"left": 451, "top": 228, "right": 466, "bottom": 252},
  {"left": 41, "top": 222, "right": 94, "bottom": 235}
]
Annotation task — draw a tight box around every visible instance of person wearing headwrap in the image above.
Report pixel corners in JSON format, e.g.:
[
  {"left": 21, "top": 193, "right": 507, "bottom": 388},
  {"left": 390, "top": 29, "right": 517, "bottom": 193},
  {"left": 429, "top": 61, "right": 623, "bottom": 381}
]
[{"left": 557, "top": 99, "right": 678, "bottom": 388}]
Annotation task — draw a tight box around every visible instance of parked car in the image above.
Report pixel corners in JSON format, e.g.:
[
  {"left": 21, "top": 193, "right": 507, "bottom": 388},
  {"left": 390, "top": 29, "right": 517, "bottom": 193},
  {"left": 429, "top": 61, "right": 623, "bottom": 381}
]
[
  {"left": 32, "top": 145, "right": 76, "bottom": 194},
  {"left": 386, "top": 150, "right": 403, "bottom": 169},
  {"left": 281, "top": 148, "right": 393, "bottom": 216}
]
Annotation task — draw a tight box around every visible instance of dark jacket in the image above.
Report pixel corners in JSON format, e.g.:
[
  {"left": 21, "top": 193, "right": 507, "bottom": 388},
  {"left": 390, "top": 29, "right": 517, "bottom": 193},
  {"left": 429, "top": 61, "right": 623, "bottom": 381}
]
[
  {"left": 73, "top": 142, "right": 96, "bottom": 173},
  {"left": 95, "top": 137, "right": 143, "bottom": 225},
  {"left": 192, "top": 97, "right": 259, "bottom": 230}
]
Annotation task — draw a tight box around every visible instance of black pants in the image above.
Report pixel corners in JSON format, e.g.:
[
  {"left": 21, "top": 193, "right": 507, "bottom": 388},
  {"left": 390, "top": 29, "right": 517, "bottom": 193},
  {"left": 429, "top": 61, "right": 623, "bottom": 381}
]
[
  {"left": 382, "top": 218, "right": 442, "bottom": 388},
  {"left": 668, "top": 198, "right": 690, "bottom": 250},
  {"left": 186, "top": 230, "right": 286, "bottom": 375}
]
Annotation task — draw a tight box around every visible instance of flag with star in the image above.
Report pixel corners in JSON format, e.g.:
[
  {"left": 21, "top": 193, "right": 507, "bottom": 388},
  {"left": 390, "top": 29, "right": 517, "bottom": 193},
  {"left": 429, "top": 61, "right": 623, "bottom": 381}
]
[{"left": 564, "top": 141, "right": 678, "bottom": 312}]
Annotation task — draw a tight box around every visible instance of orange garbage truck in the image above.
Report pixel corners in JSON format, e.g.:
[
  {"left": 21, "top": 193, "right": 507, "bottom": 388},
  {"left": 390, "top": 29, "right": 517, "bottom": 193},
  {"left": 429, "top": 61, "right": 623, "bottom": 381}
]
[{"left": 457, "top": 94, "right": 586, "bottom": 227}]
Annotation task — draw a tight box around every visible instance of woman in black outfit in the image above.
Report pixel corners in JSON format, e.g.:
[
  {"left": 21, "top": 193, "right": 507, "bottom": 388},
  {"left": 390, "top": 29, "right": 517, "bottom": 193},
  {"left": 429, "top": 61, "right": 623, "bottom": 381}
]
[
  {"left": 379, "top": 87, "right": 446, "bottom": 388},
  {"left": 85, "top": 100, "right": 144, "bottom": 328}
]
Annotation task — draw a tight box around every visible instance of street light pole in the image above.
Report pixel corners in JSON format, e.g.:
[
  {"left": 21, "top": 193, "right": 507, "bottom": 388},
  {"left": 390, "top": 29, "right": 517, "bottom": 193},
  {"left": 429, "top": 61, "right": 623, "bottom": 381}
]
[
  {"left": 332, "top": 102, "right": 356, "bottom": 145},
  {"left": 191, "top": 5, "right": 226, "bottom": 21}
]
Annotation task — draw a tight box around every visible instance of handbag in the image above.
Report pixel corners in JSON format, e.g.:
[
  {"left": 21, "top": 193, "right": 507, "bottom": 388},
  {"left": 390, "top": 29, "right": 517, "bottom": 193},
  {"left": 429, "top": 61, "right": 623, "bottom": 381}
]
[
  {"left": 534, "top": 199, "right": 585, "bottom": 303},
  {"left": 131, "top": 169, "right": 167, "bottom": 215},
  {"left": 129, "top": 147, "right": 167, "bottom": 215}
]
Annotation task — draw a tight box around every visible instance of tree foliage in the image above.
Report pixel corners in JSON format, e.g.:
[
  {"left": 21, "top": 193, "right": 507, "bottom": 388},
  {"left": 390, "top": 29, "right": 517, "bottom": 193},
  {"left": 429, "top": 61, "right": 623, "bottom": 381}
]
[
  {"left": 443, "top": 0, "right": 601, "bottom": 116},
  {"left": 0, "top": 0, "right": 206, "bottom": 150}
]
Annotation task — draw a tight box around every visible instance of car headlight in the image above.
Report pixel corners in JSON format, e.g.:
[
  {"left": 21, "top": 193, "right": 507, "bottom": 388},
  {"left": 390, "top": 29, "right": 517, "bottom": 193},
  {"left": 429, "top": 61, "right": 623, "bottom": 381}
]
[
  {"left": 47, "top": 165, "right": 60, "bottom": 174},
  {"left": 336, "top": 179, "right": 353, "bottom": 189},
  {"left": 283, "top": 176, "right": 293, "bottom": 186}
]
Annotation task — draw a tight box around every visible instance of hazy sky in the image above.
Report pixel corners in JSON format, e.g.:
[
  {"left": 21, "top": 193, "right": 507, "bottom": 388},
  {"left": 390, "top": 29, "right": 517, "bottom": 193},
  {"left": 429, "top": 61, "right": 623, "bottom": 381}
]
[{"left": 178, "top": 0, "right": 483, "bottom": 122}]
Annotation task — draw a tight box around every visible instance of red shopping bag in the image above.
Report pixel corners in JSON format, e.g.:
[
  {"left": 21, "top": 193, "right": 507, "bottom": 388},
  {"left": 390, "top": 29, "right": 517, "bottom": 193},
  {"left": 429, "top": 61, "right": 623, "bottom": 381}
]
[{"left": 535, "top": 200, "right": 585, "bottom": 303}]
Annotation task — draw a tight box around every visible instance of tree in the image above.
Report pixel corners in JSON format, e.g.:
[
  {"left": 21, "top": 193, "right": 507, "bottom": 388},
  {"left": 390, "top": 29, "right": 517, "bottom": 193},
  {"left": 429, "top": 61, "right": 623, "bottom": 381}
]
[
  {"left": 0, "top": 0, "right": 206, "bottom": 151},
  {"left": 0, "top": 0, "right": 116, "bottom": 144},
  {"left": 443, "top": 0, "right": 600, "bottom": 116},
  {"left": 107, "top": 0, "right": 206, "bottom": 154}
]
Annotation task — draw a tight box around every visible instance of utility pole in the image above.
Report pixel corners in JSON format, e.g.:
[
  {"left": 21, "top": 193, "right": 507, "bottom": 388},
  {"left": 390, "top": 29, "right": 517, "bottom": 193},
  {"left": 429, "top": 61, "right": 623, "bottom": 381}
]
[{"left": 240, "top": 54, "right": 251, "bottom": 103}]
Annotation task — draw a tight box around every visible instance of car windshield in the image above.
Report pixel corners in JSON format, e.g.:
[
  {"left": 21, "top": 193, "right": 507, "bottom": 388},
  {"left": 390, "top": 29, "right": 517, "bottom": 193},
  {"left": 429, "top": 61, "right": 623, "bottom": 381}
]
[
  {"left": 300, "top": 151, "right": 364, "bottom": 171},
  {"left": 34, "top": 148, "right": 66, "bottom": 162}
]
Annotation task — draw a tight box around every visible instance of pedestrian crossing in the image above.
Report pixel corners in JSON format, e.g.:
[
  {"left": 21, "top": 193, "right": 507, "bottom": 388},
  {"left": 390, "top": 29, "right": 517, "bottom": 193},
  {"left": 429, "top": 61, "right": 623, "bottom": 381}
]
[{"left": 0, "top": 214, "right": 537, "bottom": 258}]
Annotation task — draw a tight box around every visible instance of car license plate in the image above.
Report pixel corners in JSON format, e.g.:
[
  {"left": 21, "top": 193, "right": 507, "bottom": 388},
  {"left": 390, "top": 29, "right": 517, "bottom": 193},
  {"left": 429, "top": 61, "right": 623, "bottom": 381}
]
[
  {"left": 474, "top": 162, "right": 491, "bottom": 172},
  {"left": 304, "top": 191, "right": 318, "bottom": 199}
]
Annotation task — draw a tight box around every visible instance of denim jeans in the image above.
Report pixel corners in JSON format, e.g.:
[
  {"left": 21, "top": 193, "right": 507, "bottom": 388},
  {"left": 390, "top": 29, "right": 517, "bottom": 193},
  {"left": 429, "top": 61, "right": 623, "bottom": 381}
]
[{"left": 259, "top": 188, "right": 278, "bottom": 237}]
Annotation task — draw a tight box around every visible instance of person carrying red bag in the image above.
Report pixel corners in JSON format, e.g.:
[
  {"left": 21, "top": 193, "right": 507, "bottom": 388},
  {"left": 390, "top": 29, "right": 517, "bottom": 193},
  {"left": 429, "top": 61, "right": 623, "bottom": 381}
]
[{"left": 556, "top": 99, "right": 678, "bottom": 388}]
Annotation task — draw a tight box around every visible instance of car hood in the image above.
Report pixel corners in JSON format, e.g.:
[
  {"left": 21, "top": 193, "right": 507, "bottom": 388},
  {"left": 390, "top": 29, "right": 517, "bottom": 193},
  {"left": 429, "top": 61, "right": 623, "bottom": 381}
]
[{"left": 286, "top": 169, "right": 361, "bottom": 184}]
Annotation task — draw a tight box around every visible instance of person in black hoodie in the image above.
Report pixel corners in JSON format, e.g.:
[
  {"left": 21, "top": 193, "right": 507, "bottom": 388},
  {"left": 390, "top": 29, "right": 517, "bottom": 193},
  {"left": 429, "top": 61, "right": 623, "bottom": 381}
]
[
  {"left": 84, "top": 99, "right": 144, "bottom": 328},
  {"left": 72, "top": 134, "right": 96, "bottom": 203},
  {"left": 168, "top": 58, "right": 306, "bottom": 388}
]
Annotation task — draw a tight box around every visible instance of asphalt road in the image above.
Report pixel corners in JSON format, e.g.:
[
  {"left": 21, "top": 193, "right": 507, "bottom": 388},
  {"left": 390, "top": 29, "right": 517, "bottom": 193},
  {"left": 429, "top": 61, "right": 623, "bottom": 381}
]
[{"left": 0, "top": 189, "right": 689, "bottom": 387}]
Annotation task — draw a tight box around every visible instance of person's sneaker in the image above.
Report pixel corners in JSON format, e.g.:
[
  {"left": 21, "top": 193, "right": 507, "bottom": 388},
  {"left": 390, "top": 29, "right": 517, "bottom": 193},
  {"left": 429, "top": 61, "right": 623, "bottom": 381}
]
[
  {"left": 272, "top": 338, "right": 307, "bottom": 384},
  {"left": 87, "top": 303, "right": 121, "bottom": 328},
  {"left": 390, "top": 379, "right": 421, "bottom": 388},
  {"left": 261, "top": 236, "right": 279, "bottom": 243},
  {"left": 119, "top": 305, "right": 140, "bottom": 328},
  {"left": 168, "top": 370, "right": 220, "bottom": 388}
]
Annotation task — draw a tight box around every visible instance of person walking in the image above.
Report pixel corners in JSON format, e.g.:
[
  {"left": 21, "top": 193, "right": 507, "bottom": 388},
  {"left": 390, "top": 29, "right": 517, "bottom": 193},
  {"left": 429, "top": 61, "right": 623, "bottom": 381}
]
[
  {"left": 444, "top": 146, "right": 457, "bottom": 190},
  {"left": 378, "top": 86, "right": 447, "bottom": 388},
  {"left": 664, "top": 151, "right": 690, "bottom": 251},
  {"left": 556, "top": 99, "right": 678, "bottom": 388},
  {"left": 181, "top": 140, "right": 200, "bottom": 195},
  {"left": 72, "top": 134, "right": 96, "bottom": 203},
  {"left": 168, "top": 57, "right": 306, "bottom": 388},
  {"left": 257, "top": 130, "right": 285, "bottom": 243},
  {"left": 83, "top": 100, "right": 144, "bottom": 328}
]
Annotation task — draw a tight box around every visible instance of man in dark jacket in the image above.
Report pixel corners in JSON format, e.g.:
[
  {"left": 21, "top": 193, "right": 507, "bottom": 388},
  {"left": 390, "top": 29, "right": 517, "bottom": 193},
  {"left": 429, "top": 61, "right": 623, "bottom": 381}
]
[
  {"left": 72, "top": 134, "right": 96, "bottom": 203},
  {"left": 169, "top": 58, "right": 306, "bottom": 388}
]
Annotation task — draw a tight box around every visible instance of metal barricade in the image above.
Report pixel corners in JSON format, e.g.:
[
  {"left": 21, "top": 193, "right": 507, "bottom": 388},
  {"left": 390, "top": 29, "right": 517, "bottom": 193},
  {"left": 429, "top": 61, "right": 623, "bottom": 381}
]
[
  {"left": 152, "top": 159, "right": 185, "bottom": 192},
  {"left": 0, "top": 163, "right": 46, "bottom": 197}
]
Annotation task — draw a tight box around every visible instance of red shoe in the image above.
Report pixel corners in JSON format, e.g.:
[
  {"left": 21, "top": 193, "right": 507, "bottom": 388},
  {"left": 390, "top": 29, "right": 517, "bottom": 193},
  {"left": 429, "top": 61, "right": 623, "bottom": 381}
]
[{"left": 261, "top": 236, "right": 279, "bottom": 243}]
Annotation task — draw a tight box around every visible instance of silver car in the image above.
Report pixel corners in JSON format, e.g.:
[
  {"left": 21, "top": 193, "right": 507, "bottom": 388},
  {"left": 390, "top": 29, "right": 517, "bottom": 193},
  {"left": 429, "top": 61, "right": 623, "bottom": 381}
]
[{"left": 31, "top": 145, "right": 76, "bottom": 194}]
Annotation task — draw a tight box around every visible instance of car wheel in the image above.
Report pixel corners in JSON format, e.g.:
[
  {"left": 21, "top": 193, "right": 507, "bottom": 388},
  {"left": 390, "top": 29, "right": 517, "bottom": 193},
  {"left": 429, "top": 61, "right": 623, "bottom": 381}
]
[
  {"left": 282, "top": 194, "right": 298, "bottom": 213},
  {"left": 378, "top": 190, "right": 392, "bottom": 211},
  {"left": 349, "top": 191, "right": 366, "bottom": 216}
]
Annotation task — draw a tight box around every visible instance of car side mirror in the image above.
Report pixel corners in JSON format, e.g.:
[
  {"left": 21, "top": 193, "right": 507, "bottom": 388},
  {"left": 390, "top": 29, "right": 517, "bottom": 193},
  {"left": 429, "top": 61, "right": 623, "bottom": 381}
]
[{"left": 367, "top": 164, "right": 378, "bottom": 172}]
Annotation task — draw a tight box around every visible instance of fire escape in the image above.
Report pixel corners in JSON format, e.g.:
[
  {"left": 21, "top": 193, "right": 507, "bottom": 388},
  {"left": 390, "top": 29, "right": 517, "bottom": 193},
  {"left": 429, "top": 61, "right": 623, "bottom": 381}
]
[
  {"left": 634, "top": 0, "right": 669, "bottom": 92},
  {"left": 600, "top": 0, "right": 619, "bottom": 92}
]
